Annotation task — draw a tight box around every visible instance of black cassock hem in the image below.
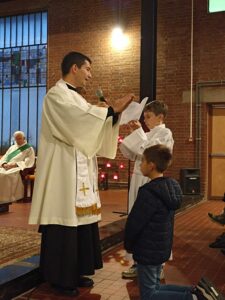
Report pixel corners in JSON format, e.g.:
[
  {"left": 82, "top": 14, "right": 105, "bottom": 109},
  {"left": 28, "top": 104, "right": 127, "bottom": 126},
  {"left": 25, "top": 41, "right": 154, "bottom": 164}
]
[{"left": 39, "top": 223, "right": 102, "bottom": 289}]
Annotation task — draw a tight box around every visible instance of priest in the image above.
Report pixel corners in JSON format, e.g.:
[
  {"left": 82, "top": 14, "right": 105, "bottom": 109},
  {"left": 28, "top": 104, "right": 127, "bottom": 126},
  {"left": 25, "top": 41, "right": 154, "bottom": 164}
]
[
  {"left": 29, "top": 51, "right": 134, "bottom": 296},
  {"left": 0, "top": 131, "right": 35, "bottom": 203}
]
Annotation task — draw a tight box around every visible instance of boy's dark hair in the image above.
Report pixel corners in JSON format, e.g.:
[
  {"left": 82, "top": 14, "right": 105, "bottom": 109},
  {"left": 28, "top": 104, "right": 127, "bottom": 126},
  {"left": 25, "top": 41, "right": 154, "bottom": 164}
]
[
  {"left": 144, "top": 100, "right": 168, "bottom": 118},
  {"left": 143, "top": 144, "right": 172, "bottom": 172},
  {"left": 61, "top": 52, "right": 92, "bottom": 76}
]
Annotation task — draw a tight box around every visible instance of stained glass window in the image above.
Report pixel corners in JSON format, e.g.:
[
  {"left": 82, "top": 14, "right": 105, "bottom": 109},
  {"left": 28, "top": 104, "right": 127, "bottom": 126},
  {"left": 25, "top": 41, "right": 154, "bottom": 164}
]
[{"left": 0, "top": 12, "right": 47, "bottom": 153}]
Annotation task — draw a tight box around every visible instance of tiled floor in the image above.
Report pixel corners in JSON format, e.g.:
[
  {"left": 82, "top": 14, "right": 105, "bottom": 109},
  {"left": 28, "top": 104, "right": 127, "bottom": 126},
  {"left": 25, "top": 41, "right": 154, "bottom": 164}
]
[{"left": 12, "top": 197, "right": 225, "bottom": 300}]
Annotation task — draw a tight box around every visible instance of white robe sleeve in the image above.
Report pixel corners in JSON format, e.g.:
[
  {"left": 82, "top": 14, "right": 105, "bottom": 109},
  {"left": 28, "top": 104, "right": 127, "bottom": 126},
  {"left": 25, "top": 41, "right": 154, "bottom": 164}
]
[
  {"left": 97, "top": 117, "right": 119, "bottom": 158},
  {"left": 119, "top": 126, "right": 174, "bottom": 161},
  {"left": 44, "top": 86, "right": 118, "bottom": 159},
  {"left": 0, "top": 147, "right": 12, "bottom": 166},
  {"left": 119, "top": 127, "right": 148, "bottom": 161},
  {"left": 16, "top": 147, "right": 36, "bottom": 170}
]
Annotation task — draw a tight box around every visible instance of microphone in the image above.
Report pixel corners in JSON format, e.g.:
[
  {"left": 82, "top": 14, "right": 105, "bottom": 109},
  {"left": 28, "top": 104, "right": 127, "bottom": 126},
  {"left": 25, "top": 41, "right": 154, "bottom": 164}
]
[{"left": 96, "top": 88, "right": 106, "bottom": 102}]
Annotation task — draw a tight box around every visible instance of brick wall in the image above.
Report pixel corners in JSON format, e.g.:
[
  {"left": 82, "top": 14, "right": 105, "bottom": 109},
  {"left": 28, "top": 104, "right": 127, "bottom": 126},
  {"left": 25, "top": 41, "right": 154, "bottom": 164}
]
[
  {"left": 157, "top": 0, "right": 225, "bottom": 197},
  {"left": 0, "top": 0, "right": 141, "bottom": 186},
  {"left": 1, "top": 0, "right": 225, "bottom": 195}
]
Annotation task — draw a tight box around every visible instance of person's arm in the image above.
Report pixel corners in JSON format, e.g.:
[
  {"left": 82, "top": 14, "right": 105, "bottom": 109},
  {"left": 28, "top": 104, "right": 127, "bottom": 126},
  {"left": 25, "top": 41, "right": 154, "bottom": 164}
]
[
  {"left": 124, "top": 188, "right": 157, "bottom": 252},
  {"left": 105, "top": 94, "right": 136, "bottom": 125},
  {"left": 0, "top": 147, "right": 12, "bottom": 167},
  {"left": 120, "top": 126, "right": 148, "bottom": 161},
  {"left": 122, "top": 127, "right": 174, "bottom": 161},
  {"left": 96, "top": 101, "right": 119, "bottom": 125},
  {"left": 106, "top": 107, "right": 119, "bottom": 125},
  {"left": 44, "top": 88, "right": 134, "bottom": 159},
  {"left": 16, "top": 147, "right": 35, "bottom": 170}
]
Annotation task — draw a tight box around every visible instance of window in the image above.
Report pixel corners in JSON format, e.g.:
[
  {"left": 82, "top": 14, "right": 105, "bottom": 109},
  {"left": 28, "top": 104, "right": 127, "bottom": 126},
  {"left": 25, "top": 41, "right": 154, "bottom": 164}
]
[
  {"left": 0, "top": 12, "right": 47, "bottom": 153},
  {"left": 208, "top": 0, "right": 225, "bottom": 13}
]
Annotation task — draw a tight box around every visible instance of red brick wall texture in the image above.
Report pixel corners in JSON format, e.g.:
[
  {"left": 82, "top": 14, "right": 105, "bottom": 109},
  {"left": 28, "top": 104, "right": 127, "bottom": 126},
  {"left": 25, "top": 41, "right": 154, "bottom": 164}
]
[{"left": 1, "top": 0, "right": 225, "bottom": 197}]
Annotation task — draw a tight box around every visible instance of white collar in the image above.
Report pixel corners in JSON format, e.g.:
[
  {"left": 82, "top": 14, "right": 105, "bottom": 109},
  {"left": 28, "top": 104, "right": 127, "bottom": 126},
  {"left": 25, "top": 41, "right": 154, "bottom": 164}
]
[{"left": 151, "top": 124, "right": 165, "bottom": 131}]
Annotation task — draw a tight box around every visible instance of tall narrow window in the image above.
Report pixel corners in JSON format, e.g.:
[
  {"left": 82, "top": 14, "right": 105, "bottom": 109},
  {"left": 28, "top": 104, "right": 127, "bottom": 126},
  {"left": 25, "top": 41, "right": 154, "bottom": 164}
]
[{"left": 0, "top": 11, "right": 47, "bottom": 153}]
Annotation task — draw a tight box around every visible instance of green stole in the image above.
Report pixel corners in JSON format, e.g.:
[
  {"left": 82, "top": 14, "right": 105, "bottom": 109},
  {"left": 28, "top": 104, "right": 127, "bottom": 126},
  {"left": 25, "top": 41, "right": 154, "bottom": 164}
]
[{"left": 5, "top": 144, "right": 31, "bottom": 163}]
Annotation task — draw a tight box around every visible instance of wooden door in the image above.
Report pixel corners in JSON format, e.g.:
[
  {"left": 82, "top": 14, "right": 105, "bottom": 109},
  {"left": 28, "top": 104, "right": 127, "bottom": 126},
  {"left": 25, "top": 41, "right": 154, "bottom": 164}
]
[{"left": 208, "top": 105, "right": 225, "bottom": 199}]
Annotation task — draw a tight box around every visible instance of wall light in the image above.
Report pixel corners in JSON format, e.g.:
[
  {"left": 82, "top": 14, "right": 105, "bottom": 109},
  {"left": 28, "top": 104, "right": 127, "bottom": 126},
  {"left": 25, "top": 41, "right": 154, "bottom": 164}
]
[
  {"left": 118, "top": 135, "right": 123, "bottom": 143},
  {"left": 113, "top": 173, "right": 119, "bottom": 180},
  {"left": 111, "top": 26, "right": 129, "bottom": 51}
]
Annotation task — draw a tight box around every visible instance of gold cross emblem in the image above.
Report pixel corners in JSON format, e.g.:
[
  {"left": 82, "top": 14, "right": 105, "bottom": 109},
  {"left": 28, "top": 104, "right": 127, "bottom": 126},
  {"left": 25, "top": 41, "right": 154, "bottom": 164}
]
[{"left": 79, "top": 183, "right": 89, "bottom": 196}]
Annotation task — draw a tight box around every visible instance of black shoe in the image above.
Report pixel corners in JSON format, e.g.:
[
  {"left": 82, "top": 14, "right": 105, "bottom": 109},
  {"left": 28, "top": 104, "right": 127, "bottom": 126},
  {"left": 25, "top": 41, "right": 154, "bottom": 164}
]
[
  {"left": 215, "top": 232, "right": 225, "bottom": 241},
  {"left": 208, "top": 213, "right": 225, "bottom": 226},
  {"left": 51, "top": 284, "right": 79, "bottom": 297},
  {"left": 78, "top": 276, "right": 94, "bottom": 287},
  {"left": 122, "top": 264, "right": 138, "bottom": 279},
  {"left": 197, "top": 277, "right": 225, "bottom": 300},
  {"left": 209, "top": 239, "right": 225, "bottom": 248},
  {"left": 192, "top": 286, "right": 214, "bottom": 300},
  {"left": 221, "top": 249, "right": 225, "bottom": 255}
]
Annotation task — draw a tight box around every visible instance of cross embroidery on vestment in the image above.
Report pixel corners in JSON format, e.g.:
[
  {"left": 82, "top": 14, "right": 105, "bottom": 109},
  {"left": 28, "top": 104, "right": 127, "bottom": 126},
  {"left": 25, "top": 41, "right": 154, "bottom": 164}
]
[{"left": 79, "top": 183, "right": 90, "bottom": 196}]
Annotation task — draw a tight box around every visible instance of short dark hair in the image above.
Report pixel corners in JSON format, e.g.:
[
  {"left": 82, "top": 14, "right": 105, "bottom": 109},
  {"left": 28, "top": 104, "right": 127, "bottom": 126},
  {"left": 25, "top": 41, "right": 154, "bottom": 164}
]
[
  {"left": 61, "top": 52, "right": 92, "bottom": 76},
  {"left": 143, "top": 144, "right": 172, "bottom": 172},
  {"left": 144, "top": 100, "right": 168, "bottom": 118}
]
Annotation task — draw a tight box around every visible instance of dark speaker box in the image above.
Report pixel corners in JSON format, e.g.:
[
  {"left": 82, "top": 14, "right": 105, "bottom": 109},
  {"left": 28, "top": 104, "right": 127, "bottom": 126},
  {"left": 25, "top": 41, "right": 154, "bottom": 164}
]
[{"left": 180, "top": 168, "right": 200, "bottom": 195}]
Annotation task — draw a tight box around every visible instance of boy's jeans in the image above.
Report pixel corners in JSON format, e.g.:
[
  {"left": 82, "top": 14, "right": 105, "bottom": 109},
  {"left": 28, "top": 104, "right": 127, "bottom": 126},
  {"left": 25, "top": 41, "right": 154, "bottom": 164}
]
[{"left": 137, "top": 263, "right": 193, "bottom": 300}]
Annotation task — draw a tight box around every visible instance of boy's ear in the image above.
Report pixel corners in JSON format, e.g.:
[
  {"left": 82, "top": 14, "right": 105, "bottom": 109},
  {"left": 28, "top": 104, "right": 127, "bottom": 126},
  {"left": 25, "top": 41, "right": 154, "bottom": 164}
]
[
  {"left": 149, "top": 161, "right": 156, "bottom": 170},
  {"left": 158, "top": 113, "right": 164, "bottom": 121}
]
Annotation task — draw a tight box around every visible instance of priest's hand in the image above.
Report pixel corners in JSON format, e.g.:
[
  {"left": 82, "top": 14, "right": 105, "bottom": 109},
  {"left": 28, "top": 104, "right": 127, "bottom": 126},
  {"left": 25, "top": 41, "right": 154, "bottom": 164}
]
[
  {"left": 96, "top": 101, "right": 109, "bottom": 108},
  {"left": 107, "top": 94, "right": 135, "bottom": 113}
]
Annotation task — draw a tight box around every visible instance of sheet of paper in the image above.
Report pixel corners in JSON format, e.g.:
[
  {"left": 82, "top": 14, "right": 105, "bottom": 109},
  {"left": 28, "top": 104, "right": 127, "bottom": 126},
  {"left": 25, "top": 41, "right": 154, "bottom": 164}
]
[{"left": 119, "top": 97, "right": 148, "bottom": 125}]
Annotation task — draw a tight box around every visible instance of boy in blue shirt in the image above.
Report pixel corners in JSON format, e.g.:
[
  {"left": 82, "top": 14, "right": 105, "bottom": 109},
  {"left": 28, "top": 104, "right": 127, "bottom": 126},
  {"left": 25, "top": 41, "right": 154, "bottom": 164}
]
[{"left": 124, "top": 144, "right": 222, "bottom": 300}]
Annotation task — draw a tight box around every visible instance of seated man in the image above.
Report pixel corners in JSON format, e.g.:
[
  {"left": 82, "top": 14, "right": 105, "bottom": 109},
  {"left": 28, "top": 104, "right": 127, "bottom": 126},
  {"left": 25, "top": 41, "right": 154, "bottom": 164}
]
[{"left": 0, "top": 131, "right": 35, "bottom": 202}]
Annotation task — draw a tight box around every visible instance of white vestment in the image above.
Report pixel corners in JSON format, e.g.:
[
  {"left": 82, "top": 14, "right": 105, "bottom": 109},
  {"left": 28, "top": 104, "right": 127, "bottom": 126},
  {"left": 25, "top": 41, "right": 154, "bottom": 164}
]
[
  {"left": 120, "top": 124, "right": 174, "bottom": 213},
  {"left": 0, "top": 143, "right": 35, "bottom": 202},
  {"left": 29, "top": 79, "right": 119, "bottom": 227}
]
